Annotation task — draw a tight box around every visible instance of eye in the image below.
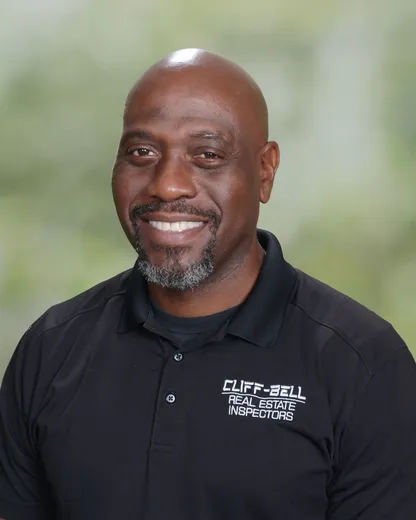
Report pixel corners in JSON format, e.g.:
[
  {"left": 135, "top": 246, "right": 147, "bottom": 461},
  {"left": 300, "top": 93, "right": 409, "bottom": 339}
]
[
  {"left": 128, "top": 148, "right": 157, "bottom": 157},
  {"left": 196, "top": 151, "right": 222, "bottom": 160}
]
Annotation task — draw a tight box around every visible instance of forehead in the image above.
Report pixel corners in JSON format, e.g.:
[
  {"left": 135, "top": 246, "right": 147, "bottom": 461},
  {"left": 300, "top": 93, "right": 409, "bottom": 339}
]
[{"left": 123, "top": 76, "right": 241, "bottom": 137}]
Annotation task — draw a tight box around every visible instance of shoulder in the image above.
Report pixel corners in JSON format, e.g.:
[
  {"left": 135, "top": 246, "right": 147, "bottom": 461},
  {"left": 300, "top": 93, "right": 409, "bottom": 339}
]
[
  {"left": 27, "top": 268, "right": 132, "bottom": 339},
  {"left": 3, "top": 269, "right": 133, "bottom": 417},
  {"left": 291, "top": 269, "right": 407, "bottom": 376},
  {"left": 288, "top": 269, "right": 413, "bottom": 444}
]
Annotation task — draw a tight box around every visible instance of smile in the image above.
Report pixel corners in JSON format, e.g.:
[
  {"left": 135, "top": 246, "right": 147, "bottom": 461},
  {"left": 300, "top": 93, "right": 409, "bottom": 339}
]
[{"left": 148, "top": 220, "right": 204, "bottom": 232}]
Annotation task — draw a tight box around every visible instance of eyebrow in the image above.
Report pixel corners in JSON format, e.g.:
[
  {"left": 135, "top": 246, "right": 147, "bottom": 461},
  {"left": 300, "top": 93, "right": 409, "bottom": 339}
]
[
  {"left": 188, "top": 130, "right": 234, "bottom": 145},
  {"left": 119, "top": 129, "right": 154, "bottom": 146},
  {"left": 119, "top": 128, "right": 235, "bottom": 147}
]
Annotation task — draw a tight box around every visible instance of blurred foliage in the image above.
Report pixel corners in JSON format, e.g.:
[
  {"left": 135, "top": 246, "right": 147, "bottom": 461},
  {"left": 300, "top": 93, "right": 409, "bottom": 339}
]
[{"left": 1, "top": 0, "right": 415, "bottom": 375}]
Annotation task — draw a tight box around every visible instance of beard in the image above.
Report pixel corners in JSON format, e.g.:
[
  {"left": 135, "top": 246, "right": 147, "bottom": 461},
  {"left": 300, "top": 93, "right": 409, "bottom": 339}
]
[{"left": 130, "top": 201, "right": 221, "bottom": 291}]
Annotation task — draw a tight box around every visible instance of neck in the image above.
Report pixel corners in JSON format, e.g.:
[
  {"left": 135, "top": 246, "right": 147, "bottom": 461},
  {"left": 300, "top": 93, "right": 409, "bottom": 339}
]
[{"left": 148, "top": 238, "right": 265, "bottom": 317}]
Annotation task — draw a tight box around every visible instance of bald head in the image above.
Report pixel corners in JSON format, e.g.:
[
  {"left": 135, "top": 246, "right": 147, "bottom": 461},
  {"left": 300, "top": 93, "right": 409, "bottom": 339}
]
[{"left": 125, "top": 48, "right": 269, "bottom": 143}]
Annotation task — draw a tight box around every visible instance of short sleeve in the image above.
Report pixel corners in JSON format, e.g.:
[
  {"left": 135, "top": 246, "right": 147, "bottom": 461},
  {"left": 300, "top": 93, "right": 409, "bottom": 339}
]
[
  {"left": 0, "top": 330, "right": 53, "bottom": 520},
  {"left": 327, "top": 345, "right": 416, "bottom": 519}
]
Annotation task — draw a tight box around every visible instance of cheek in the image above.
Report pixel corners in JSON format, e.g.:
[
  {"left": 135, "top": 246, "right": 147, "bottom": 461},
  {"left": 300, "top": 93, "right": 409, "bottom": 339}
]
[
  {"left": 217, "top": 173, "right": 259, "bottom": 217},
  {"left": 112, "top": 168, "right": 142, "bottom": 212},
  {"left": 112, "top": 175, "right": 128, "bottom": 219},
  {"left": 212, "top": 180, "right": 260, "bottom": 242},
  {"left": 111, "top": 170, "right": 142, "bottom": 238}
]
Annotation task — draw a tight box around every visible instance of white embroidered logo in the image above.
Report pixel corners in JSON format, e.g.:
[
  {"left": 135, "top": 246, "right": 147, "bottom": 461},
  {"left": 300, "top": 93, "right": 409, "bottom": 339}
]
[{"left": 222, "top": 379, "right": 306, "bottom": 422}]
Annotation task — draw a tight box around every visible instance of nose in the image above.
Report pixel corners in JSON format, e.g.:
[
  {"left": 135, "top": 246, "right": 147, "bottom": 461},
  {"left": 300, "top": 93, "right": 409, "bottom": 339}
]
[{"left": 147, "top": 155, "right": 197, "bottom": 202}]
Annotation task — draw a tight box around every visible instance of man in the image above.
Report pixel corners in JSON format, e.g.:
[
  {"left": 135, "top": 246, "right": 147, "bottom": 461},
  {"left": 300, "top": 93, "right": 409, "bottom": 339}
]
[{"left": 0, "top": 48, "right": 415, "bottom": 520}]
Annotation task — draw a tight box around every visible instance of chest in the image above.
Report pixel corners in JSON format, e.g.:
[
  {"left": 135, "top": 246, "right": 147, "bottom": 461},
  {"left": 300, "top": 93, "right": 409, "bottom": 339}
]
[{"left": 36, "top": 339, "right": 333, "bottom": 519}]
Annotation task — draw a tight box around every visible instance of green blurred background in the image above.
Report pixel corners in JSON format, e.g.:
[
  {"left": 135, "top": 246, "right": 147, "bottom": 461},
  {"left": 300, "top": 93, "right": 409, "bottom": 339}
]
[{"left": 1, "top": 0, "right": 415, "bottom": 377}]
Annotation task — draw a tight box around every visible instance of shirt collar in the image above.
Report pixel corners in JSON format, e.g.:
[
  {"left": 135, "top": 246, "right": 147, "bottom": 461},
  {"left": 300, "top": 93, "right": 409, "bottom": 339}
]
[
  {"left": 118, "top": 229, "right": 298, "bottom": 347},
  {"left": 226, "top": 230, "right": 297, "bottom": 347}
]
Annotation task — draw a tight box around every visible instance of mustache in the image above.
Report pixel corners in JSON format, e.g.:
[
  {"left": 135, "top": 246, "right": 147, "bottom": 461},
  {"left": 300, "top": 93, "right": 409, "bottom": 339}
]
[{"left": 130, "top": 201, "right": 221, "bottom": 228}]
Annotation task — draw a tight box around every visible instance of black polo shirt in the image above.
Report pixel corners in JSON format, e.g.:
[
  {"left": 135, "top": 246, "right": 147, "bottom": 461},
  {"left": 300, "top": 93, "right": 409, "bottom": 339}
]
[{"left": 1, "top": 230, "right": 415, "bottom": 520}]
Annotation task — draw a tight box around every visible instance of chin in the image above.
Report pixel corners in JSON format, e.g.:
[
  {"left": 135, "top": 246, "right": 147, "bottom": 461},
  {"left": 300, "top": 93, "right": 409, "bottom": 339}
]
[{"left": 136, "top": 254, "right": 214, "bottom": 291}]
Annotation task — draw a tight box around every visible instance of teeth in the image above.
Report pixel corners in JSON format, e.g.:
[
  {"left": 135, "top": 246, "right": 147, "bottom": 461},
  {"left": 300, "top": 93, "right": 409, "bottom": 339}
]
[{"left": 148, "top": 221, "right": 204, "bottom": 232}]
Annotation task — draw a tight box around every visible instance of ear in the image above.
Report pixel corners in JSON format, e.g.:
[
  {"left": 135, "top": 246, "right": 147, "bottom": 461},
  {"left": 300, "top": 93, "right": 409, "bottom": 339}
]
[
  {"left": 258, "top": 141, "right": 279, "bottom": 204},
  {"left": 259, "top": 141, "right": 279, "bottom": 204}
]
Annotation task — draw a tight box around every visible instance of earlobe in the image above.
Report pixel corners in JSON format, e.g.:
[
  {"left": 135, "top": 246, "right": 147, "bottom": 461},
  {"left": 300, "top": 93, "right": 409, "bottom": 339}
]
[{"left": 259, "top": 141, "right": 280, "bottom": 204}]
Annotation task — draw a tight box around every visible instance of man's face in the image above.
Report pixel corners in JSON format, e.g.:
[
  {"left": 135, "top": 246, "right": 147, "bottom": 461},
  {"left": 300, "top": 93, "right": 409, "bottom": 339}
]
[{"left": 112, "top": 73, "right": 266, "bottom": 290}]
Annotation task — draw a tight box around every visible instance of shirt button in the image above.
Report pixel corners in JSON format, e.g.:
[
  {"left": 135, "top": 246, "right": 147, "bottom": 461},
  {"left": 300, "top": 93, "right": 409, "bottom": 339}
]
[
  {"left": 165, "top": 393, "right": 176, "bottom": 404},
  {"left": 173, "top": 352, "right": 183, "bottom": 362}
]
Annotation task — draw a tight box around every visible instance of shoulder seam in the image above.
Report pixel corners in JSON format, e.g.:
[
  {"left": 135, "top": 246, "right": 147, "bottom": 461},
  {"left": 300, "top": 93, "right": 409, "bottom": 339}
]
[
  {"left": 336, "top": 344, "right": 407, "bottom": 457},
  {"left": 30, "top": 289, "right": 127, "bottom": 342},
  {"left": 291, "top": 301, "right": 372, "bottom": 377}
]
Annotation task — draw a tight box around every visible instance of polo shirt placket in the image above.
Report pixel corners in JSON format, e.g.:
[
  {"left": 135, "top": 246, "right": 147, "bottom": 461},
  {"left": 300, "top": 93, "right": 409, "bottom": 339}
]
[{"left": 143, "top": 350, "right": 185, "bottom": 518}]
